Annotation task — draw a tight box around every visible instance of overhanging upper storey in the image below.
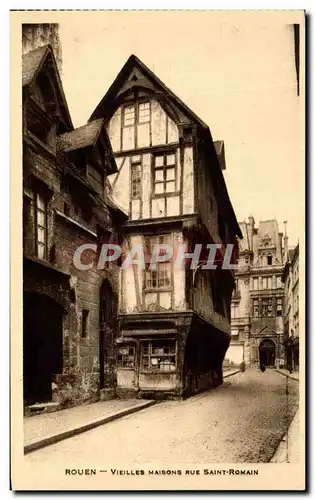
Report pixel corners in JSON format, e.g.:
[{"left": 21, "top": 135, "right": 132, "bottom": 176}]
[{"left": 88, "top": 54, "right": 242, "bottom": 241}]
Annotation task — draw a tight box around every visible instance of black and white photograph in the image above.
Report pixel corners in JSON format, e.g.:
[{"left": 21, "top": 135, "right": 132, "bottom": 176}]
[{"left": 10, "top": 9, "right": 305, "bottom": 491}]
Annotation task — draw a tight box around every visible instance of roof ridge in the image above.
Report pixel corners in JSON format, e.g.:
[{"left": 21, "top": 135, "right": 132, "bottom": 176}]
[{"left": 58, "top": 117, "right": 104, "bottom": 138}]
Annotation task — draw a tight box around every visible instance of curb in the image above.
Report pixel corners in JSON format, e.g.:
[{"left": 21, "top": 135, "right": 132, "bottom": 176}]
[
  {"left": 223, "top": 370, "right": 240, "bottom": 379},
  {"left": 275, "top": 369, "right": 299, "bottom": 382},
  {"left": 24, "top": 400, "right": 156, "bottom": 455}
]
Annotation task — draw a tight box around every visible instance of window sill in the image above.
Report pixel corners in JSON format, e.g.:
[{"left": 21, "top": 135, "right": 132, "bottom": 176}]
[
  {"left": 152, "top": 191, "right": 180, "bottom": 199},
  {"left": 144, "top": 287, "right": 172, "bottom": 293},
  {"left": 140, "top": 370, "right": 177, "bottom": 375},
  {"left": 27, "top": 131, "right": 56, "bottom": 157},
  {"left": 55, "top": 210, "right": 97, "bottom": 238}
]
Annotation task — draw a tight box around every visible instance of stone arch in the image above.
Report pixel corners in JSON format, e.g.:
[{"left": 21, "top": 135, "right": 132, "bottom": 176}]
[{"left": 259, "top": 338, "right": 276, "bottom": 367}]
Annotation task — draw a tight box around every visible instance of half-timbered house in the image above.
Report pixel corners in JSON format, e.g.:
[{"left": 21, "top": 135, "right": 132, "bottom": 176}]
[{"left": 89, "top": 55, "right": 242, "bottom": 398}]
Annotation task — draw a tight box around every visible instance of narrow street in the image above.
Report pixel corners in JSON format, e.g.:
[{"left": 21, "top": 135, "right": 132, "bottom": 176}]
[{"left": 25, "top": 370, "right": 299, "bottom": 464}]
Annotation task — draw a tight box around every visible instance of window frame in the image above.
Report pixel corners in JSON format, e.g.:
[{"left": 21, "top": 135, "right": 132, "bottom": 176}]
[
  {"left": 130, "top": 156, "right": 142, "bottom": 200},
  {"left": 140, "top": 339, "right": 177, "bottom": 373},
  {"left": 117, "top": 344, "right": 136, "bottom": 369},
  {"left": 144, "top": 234, "right": 172, "bottom": 292},
  {"left": 34, "top": 191, "right": 48, "bottom": 261},
  {"left": 152, "top": 151, "right": 177, "bottom": 197}
]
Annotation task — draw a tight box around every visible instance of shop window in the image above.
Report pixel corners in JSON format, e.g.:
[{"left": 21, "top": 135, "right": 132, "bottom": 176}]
[
  {"left": 117, "top": 344, "right": 135, "bottom": 368},
  {"left": 153, "top": 153, "right": 176, "bottom": 195},
  {"left": 141, "top": 340, "right": 176, "bottom": 372}
]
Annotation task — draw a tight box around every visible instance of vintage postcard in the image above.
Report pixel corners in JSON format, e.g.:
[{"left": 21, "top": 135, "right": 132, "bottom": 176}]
[{"left": 10, "top": 10, "right": 305, "bottom": 491}]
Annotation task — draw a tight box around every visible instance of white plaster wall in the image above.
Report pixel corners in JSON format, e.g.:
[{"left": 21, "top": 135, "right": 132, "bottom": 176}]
[{"left": 183, "top": 146, "right": 194, "bottom": 214}]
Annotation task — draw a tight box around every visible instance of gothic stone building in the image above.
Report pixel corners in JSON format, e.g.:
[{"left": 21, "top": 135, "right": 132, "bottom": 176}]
[
  {"left": 225, "top": 217, "right": 285, "bottom": 369},
  {"left": 22, "top": 45, "right": 126, "bottom": 410},
  {"left": 89, "top": 55, "right": 242, "bottom": 398}
]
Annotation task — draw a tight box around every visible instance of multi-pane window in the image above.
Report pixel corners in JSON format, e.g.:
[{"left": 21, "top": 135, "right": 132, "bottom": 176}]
[
  {"left": 36, "top": 193, "right": 47, "bottom": 260},
  {"left": 141, "top": 340, "right": 176, "bottom": 372},
  {"left": 253, "top": 299, "right": 259, "bottom": 317},
  {"left": 145, "top": 235, "right": 171, "bottom": 289},
  {"left": 123, "top": 102, "right": 151, "bottom": 127},
  {"left": 145, "top": 262, "right": 171, "bottom": 289},
  {"left": 262, "top": 298, "right": 273, "bottom": 317},
  {"left": 262, "top": 299, "right": 268, "bottom": 317},
  {"left": 153, "top": 153, "right": 176, "bottom": 195},
  {"left": 138, "top": 102, "right": 150, "bottom": 123},
  {"left": 117, "top": 344, "right": 135, "bottom": 368},
  {"left": 130, "top": 157, "right": 141, "bottom": 199},
  {"left": 277, "top": 298, "right": 282, "bottom": 317},
  {"left": 124, "top": 105, "right": 136, "bottom": 126}
]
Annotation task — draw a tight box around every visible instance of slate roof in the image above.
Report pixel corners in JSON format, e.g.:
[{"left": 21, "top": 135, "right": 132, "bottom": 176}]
[
  {"left": 22, "top": 45, "right": 49, "bottom": 87},
  {"left": 57, "top": 119, "right": 104, "bottom": 153}
]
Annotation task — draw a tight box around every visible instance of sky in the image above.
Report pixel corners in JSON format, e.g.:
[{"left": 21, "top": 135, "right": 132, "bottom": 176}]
[{"left": 59, "top": 12, "right": 304, "bottom": 246}]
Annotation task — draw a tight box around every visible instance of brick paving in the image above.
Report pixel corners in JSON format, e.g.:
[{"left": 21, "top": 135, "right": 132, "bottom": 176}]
[{"left": 25, "top": 369, "right": 299, "bottom": 464}]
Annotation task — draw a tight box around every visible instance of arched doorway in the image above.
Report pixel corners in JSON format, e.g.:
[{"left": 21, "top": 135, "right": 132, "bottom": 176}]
[
  {"left": 99, "top": 280, "right": 117, "bottom": 390},
  {"left": 259, "top": 339, "right": 276, "bottom": 367},
  {"left": 23, "top": 292, "right": 64, "bottom": 405}
]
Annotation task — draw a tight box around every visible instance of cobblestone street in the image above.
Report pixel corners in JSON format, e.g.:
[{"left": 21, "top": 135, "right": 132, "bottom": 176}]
[{"left": 26, "top": 369, "right": 299, "bottom": 464}]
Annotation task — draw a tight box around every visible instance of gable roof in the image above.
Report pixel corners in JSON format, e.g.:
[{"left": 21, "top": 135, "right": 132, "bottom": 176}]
[
  {"left": 22, "top": 44, "right": 73, "bottom": 131},
  {"left": 89, "top": 54, "right": 242, "bottom": 238},
  {"left": 22, "top": 45, "right": 48, "bottom": 87},
  {"left": 57, "top": 119, "right": 104, "bottom": 153},
  {"left": 89, "top": 54, "right": 208, "bottom": 129}
]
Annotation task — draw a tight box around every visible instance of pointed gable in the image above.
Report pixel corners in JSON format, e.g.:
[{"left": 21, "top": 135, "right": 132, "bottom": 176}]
[
  {"left": 89, "top": 54, "right": 242, "bottom": 238},
  {"left": 23, "top": 44, "right": 73, "bottom": 133}
]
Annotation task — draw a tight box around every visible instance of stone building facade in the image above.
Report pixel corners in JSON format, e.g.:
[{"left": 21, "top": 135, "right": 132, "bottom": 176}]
[
  {"left": 22, "top": 44, "right": 126, "bottom": 411},
  {"left": 282, "top": 243, "right": 299, "bottom": 371},
  {"left": 22, "top": 23, "right": 62, "bottom": 73},
  {"left": 89, "top": 55, "right": 242, "bottom": 399},
  {"left": 225, "top": 217, "right": 285, "bottom": 369}
]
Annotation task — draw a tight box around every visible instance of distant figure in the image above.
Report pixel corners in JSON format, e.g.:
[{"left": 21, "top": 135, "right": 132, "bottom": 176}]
[{"left": 260, "top": 362, "right": 266, "bottom": 372}]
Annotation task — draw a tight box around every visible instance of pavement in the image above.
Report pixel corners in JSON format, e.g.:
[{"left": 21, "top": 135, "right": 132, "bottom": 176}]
[
  {"left": 25, "top": 368, "right": 299, "bottom": 464},
  {"left": 24, "top": 399, "right": 155, "bottom": 454},
  {"left": 24, "top": 369, "right": 239, "bottom": 454},
  {"left": 270, "top": 408, "right": 301, "bottom": 463},
  {"left": 275, "top": 368, "right": 299, "bottom": 381}
]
